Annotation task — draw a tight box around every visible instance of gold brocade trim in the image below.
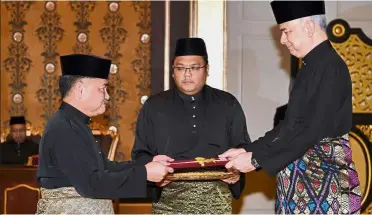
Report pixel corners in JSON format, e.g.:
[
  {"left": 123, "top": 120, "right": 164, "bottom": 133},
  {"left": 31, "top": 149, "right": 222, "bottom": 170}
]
[
  {"left": 166, "top": 171, "right": 233, "bottom": 181},
  {"left": 153, "top": 181, "right": 231, "bottom": 213},
  {"left": 37, "top": 187, "right": 114, "bottom": 214}
]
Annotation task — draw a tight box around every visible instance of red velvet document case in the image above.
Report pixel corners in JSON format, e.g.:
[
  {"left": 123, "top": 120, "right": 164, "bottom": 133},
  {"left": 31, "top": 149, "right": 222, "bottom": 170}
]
[
  {"left": 168, "top": 157, "right": 228, "bottom": 169},
  {"left": 165, "top": 157, "right": 234, "bottom": 181}
]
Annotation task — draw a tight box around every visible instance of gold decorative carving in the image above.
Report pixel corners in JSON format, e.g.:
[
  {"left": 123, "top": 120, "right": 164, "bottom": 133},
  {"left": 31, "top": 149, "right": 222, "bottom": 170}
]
[
  {"left": 13, "top": 94, "right": 23, "bottom": 104},
  {"left": 195, "top": 157, "right": 217, "bottom": 167},
  {"left": 356, "top": 125, "right": 372, "bottom": 143},
  {"left": 354, "top": 125, "right": 372, "bottom": 213},
  {"left": 13, "top": 32, "right": 23, "bottom": 42},
  {"left": 4, "top": 184, "right": 41, "bottom": 214},
  {"left": 89, "top": 121, "right": 116, "bottom": 136},
  {"left": 110, "top": 64, "right": 118, "bottom": 74},
  {"left": 367, "top": 204, "right": 372, "bottom": 214},
  {"left": 132, "top": 1, "right": 151, "bottom": 96},
  {"left": 77, "top": 32, "right": 88, "bottom": 43},
  {"left": 131, "top": 1, "right": 151, "bottom": 130},
  {"left": 3, "top": 2, "right": 33, "bottom": 120},
  {"left": 109, "top": 126, "right": 118, "bottom": 133},
  {"left": 70, "top": 2, "right": 95, "bottom": 54},
  {"left": 331, "top": 35, "right": 372, "bottom": 113},
  {"left": 45, "top": 1, "right": 55, "bottom": 12},
  {"left": 36, "top": 1, "right": 64, "bottom": 122},
  {"left": 45, "top": 63, "right": 55, "bottom": 74},
  {"left": 141, "top": 33, "right": 150, "bottom": 44},
  {"left": 140, "top": 95, "right": 148, "bottom": 104},
  {"left": 109, "top": 2, "right": 119, "bottom": 12},
  {"left": 332, "top": 24, "right": 345, "bottom": 37},
  {"left": 99, "top": 2, "right": 128, "bottom": 129}
]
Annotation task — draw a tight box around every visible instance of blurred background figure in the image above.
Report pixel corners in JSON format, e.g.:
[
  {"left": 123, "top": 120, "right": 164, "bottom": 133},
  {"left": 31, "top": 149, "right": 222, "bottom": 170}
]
[{"left": 0, "top": 116, "right": 39, "bottom": 165}]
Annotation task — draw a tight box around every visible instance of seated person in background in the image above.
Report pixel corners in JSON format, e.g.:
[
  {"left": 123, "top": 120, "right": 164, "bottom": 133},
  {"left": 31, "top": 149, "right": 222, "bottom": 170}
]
[{"left": 0, "top": 116, "right": 39, "bottom": 165}]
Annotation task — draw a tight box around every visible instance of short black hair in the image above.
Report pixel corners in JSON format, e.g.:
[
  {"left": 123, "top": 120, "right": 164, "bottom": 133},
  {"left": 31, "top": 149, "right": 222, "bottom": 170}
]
[{"left": 58, "top": 75, "right": 84, "bottom": 99}]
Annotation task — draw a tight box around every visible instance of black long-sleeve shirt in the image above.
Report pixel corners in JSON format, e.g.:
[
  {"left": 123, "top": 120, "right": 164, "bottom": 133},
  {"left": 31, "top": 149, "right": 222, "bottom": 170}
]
[
  {"left": 131, "top": 85, "right": 251, "bottom": 201},
  {"left": 0, "top": 139, "right": 38, "bottom": 164},
  {"left": 37, "top": 102, "right": 147, "bottom": 199},
  {"left": 244, "top": 40, "right": 353, "bottom": 176}
]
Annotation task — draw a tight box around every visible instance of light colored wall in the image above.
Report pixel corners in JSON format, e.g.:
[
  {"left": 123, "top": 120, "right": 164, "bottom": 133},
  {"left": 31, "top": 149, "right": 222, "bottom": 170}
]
[{"left": 196, "top": 1, "right": 225, "bottom": 90}]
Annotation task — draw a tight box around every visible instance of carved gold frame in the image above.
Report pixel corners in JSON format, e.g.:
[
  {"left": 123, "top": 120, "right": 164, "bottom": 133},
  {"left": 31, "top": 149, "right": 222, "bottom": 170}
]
[
  {"left": 349, "top": 131, "right": 372, "bottom": 208},
  {"left": 4, "top": 184, "right": 41, "bottom": 214},
  {"left": 91, "top": 129, "right": 119, "bottom": 161}
]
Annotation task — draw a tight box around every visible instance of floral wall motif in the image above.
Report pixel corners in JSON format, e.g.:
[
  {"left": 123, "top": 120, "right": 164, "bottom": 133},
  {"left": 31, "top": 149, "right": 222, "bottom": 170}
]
[
  {"left": 99, "top": 2, "right": 128, "bottom": 130},
  {"left": 131, "top": 1, "right": 151, "bottom": 131},
  {"left": 2, "top": 2, "right": 33, "bottom": 124},
  {"left": 36, "top": 1, "right": 64, "bottom": 122},
  {"left": 70, "top": 1, "right": 95, "bottom": 54},
  {"left": 1, "top": 1, "right": 151, "bottom": 160}
]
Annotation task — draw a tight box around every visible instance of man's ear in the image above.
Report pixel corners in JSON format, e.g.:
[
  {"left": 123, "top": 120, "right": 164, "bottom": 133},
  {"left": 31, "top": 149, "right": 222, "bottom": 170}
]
[
  {"left": 304, "top": 18, "right": 315, "bottom": 37},
  {"left": 73, "top": 80, "right": 84, "bottom": 100}
]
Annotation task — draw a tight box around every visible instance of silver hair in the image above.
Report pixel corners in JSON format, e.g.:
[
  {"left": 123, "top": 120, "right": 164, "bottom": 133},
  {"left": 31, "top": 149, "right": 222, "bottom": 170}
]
[{"left": 301, "top": 15, "right": 327, "bottom": 31}]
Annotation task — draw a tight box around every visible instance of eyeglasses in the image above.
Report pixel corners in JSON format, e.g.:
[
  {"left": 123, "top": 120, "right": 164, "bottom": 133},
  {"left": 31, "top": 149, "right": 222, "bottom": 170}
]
[{"left": 173, "top": 65, "right": 207, "bottom": 73}]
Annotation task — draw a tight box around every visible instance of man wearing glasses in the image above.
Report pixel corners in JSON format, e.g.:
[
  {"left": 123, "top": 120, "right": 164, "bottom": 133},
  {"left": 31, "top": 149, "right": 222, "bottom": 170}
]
[
  {"left": 0, "top": 116, "right": 39, "bottom": 164},
  {"left": 131, "top": 37, "right": 251, "bottom": 214}
]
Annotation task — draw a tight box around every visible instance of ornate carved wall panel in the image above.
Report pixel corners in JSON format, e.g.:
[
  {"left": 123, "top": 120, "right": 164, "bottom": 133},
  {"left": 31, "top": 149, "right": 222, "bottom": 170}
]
[
  {"left": 327, "top": 20, "right": 372, "bottom": 114},
  {"left": 1, "top": 1, "right": 152, "bottom": 161},
  {"left": 36, "top": 1, "right": 64, "bottom": 122},
  {"left": 70, "top": 1, "right": 95, "bottom": 54},
  {"left": 131, "top": 1, "right": 151, "bottom": 131},
  {"left": 2, "top": 2, "right": 33, "bottom": 121},
  {"left": 99, "top": 1, "right": 128, "bottom": 131}
]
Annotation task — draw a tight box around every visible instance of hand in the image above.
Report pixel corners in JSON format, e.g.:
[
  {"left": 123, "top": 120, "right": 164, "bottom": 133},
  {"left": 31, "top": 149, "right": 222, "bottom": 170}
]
[
  {"left": 153, "top": 155, "right": 174, "bottom": 165},
  {"left": 221, "top": 169, "right": 240, "bottom": 185},
  {"left": 145, "top": 161, "right": 174, "bottom": 182},
  {"left": 218, "top": 148, "right": 246, "bottom": 160},
  {"left": 156, "top": 179, "right": 172, "bottom": 187},
  {"left": 225, "top": 152, "right": 256, "bottom": 173}
]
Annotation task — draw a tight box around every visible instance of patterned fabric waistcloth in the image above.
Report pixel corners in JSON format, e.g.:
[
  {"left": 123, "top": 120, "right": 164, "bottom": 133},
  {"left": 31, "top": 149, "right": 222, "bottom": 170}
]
[
  {"left": 36, "top": 187, "right": 114, "bottom": 214},
  {"left": 276, "top": 133, "right": 362, "bottom": 214},
  {"left": 152, "top": 180, "right": 232, "bottom": 214}
]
